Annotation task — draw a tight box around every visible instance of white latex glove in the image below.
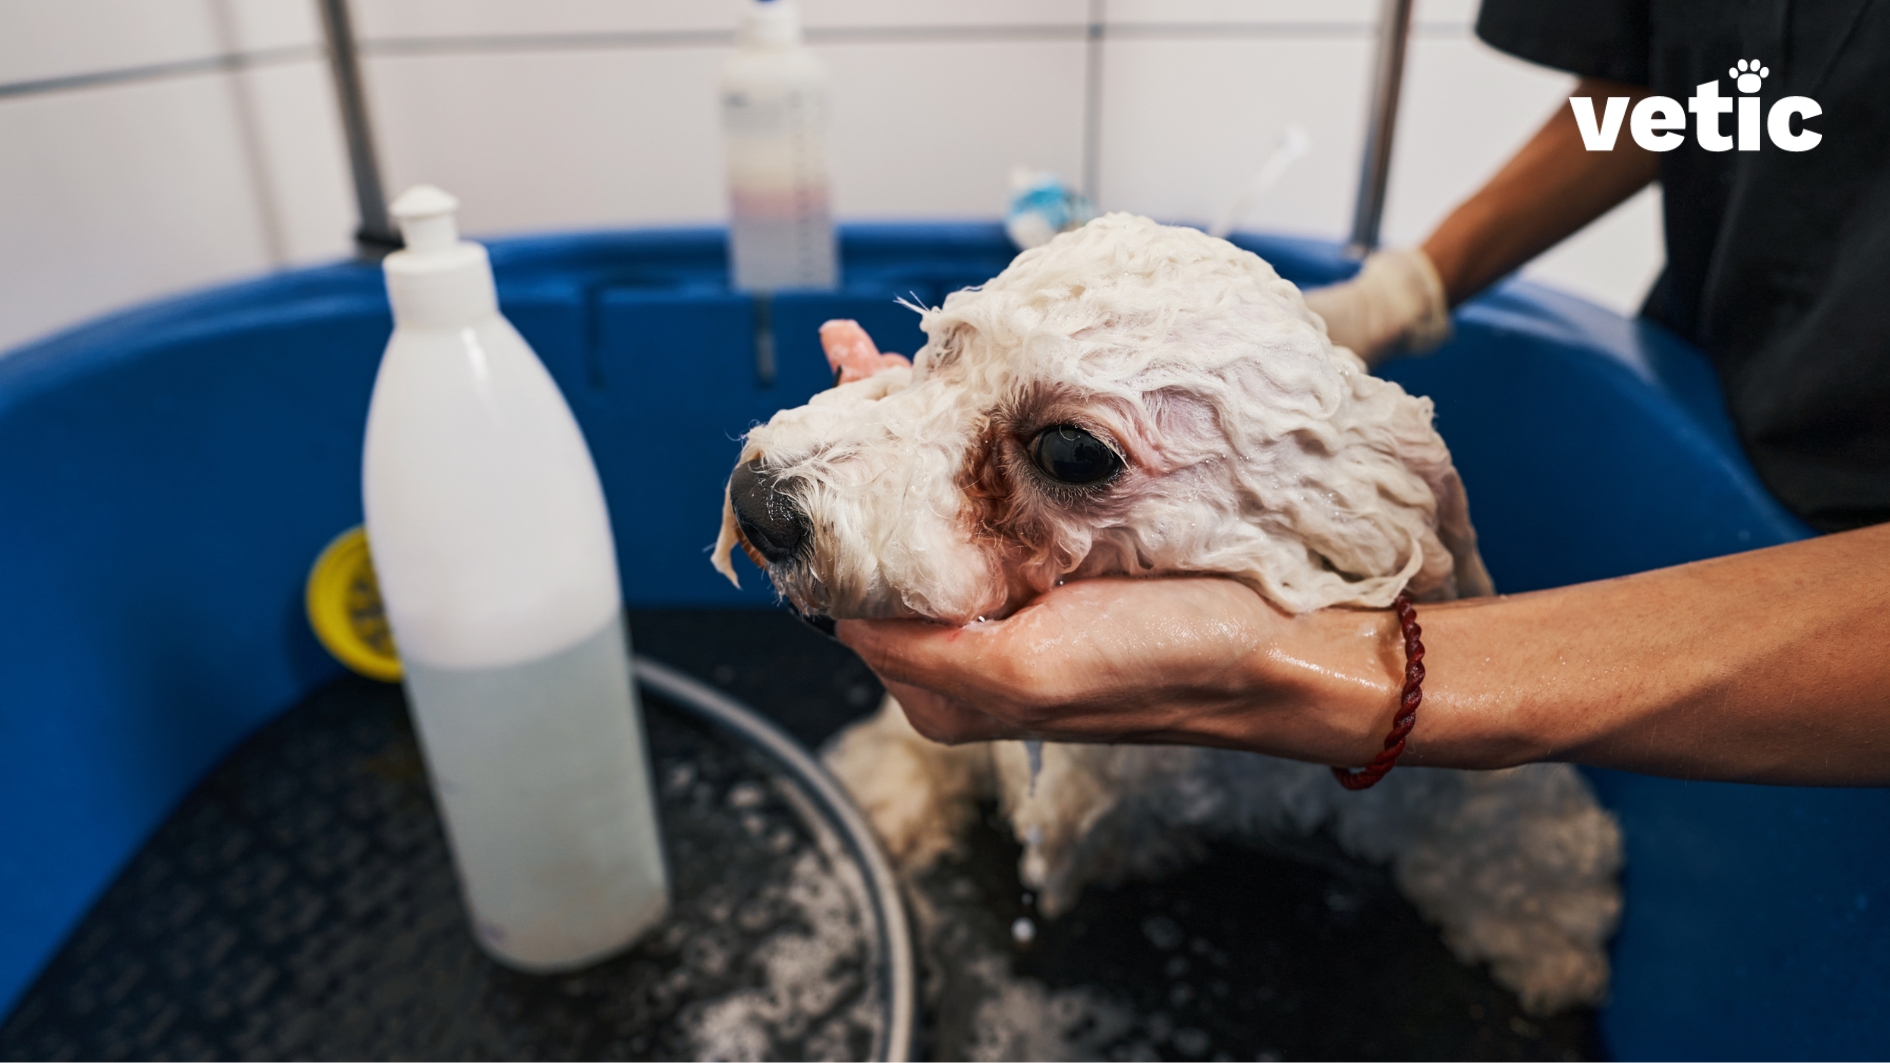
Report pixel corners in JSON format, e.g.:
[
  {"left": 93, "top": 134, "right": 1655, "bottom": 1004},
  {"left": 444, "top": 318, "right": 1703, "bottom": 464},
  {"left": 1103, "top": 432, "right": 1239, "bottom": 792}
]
[{"left": 1302, "top": 246, "right": 1451, "bottom": 366}]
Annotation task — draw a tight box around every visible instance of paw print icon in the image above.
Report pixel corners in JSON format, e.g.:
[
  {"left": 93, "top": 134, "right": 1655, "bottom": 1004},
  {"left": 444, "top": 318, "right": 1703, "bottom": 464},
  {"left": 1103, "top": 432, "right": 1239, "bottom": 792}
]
[{"left": 1731, "top": 59, "right": 1770, "bottom": 93}]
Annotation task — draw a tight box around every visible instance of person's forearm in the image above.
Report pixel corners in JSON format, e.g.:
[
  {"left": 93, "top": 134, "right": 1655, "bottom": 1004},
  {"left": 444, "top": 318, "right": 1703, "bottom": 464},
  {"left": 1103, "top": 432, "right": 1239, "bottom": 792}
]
[
  {"left": 1420, "top": 78, "right": 1661, "bottom": 305},
  {"left": 1382, "top": 523, "right": 1890, "bottom": 784},
  {"left": 841, "top": 519, "right": 1890, "bottom": 787}
]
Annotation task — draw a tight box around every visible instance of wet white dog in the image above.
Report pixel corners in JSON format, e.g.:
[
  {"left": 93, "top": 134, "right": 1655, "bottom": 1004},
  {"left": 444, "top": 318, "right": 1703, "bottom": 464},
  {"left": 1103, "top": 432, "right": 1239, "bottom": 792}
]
[{"left": 712, "top": 215, "right": 1621, "bottom": 1014}]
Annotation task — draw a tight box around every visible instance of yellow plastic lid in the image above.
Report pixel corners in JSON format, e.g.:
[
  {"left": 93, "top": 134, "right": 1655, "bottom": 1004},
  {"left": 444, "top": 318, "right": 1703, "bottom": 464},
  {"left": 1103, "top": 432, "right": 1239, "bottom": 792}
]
[{"left": 305, "top": 525, "right": 403, "bottom": 682}]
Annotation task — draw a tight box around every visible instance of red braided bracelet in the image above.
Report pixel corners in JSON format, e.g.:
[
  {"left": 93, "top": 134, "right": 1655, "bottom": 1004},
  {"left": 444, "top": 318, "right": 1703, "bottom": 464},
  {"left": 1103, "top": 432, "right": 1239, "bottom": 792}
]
[{"left": 1332, "top": 592, "right": 1424, "bottom": 791}]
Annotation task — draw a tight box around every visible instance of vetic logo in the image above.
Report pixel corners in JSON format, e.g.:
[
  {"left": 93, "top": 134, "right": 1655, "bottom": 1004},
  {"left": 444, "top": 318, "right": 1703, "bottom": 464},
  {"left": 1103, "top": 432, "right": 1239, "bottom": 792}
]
[{"left": 1569, "top": 60, "right": 1822, "bottom": 153}]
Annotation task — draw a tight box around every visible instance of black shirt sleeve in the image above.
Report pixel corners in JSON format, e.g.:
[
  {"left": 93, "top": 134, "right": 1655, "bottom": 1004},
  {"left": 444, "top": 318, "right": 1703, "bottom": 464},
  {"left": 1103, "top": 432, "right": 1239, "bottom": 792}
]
[{"left": 1475, "top": 0, "right": 1652, "bottom": 87}]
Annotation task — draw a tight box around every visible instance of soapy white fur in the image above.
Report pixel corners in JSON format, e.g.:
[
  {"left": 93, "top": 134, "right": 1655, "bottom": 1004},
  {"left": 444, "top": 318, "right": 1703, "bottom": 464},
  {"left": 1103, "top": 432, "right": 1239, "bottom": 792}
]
[
  {"left": 714, "top": 215, "right": 1621, "bottom": 1014},
  {"left": 716, "top": 216, "right": 1490, "bottom": 620}
]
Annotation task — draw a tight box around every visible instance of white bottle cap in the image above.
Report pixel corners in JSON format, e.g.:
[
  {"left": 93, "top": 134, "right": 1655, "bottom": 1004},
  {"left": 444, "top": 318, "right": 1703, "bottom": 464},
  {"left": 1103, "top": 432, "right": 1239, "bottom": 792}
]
[
  {"left": 383, "top": 184, "right": 497, "bottom": 329},
  {"left": 739, "top": 0, "right": 802, "bottom": 47},
  {"left": 391, "top": 184, "right": 460, "bottom": 254}
]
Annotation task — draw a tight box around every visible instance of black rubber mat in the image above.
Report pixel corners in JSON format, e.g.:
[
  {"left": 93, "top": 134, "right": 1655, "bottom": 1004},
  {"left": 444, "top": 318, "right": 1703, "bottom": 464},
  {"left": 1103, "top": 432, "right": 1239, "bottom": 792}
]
[
  {"left": 0, "top": 659, "right": 886, "bottom": 1061},
  {"left": 1, "top": 608, "right": 1600, "bottom": 1061}
]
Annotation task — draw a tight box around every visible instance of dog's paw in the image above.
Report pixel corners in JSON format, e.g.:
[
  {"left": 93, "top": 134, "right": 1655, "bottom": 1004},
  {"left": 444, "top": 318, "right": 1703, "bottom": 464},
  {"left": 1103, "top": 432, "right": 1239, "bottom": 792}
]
[
  {"left": 1441, "top": 914, "right": 1612, "bottom": 1014},
  {"left": 821, "top": 695, "right": 993, "bottom": 872},
  {"left": 1395, "top": 763, "right": 1623, "bottom": 1014}
]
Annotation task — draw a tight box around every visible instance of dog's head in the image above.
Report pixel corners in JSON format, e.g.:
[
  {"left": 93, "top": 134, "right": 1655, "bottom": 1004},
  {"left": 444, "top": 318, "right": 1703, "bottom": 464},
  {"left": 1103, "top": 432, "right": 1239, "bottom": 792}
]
[{"left": 713, "top": 214, "right": 1489, "bottom": 626}]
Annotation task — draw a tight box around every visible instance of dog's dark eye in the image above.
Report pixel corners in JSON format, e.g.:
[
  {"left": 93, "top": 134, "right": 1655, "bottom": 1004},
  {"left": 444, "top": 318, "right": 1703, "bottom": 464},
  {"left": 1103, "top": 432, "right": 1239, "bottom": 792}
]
[{"left": 1029, "top": 424, "right": 1122, "bottom": 486}]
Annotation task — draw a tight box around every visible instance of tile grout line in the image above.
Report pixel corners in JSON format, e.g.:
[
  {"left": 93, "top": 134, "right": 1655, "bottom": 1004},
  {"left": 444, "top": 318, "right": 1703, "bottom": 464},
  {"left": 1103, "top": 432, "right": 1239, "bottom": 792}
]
[
  {"left": 1082, "top": 0, "right": 1105, "bottom": 204},
  {"left": 0, "top": 45, "right": 320, "bottom": 100},
  {"left": 208, "top": 0, "right": 289, "bottom": 269},
  {"left": 0, "top": 21, "right": 1474, "bottom": 102}
]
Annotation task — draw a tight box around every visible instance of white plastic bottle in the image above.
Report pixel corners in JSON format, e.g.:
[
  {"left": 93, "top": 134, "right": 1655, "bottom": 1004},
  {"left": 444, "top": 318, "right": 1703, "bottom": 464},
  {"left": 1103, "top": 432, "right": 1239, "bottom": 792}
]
[
  {"left": 362, "top": 185, "right": 668, "bottom": 972},
  {"left": 721, "top": 0, "right": 837, "bottom": 291}
]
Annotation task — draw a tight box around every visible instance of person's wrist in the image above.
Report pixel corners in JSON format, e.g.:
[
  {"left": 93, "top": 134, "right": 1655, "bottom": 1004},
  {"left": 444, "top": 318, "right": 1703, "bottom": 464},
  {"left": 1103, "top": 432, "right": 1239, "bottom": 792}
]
[
  {"left": 1361, "top": 247, "right": 1451, "bottom": 355},
  {"left": 1389, "top": 597, "right": 1542, "bottom": 771},
  {"left": 1220, "top": 604, "right": 1405, "bottom": 766},
  {"left": 1395, "top": 247, "right": 1452, "bottom": 351},
  {"left": 1255, "top": 597, "right": 1544, "bottom": 773}
]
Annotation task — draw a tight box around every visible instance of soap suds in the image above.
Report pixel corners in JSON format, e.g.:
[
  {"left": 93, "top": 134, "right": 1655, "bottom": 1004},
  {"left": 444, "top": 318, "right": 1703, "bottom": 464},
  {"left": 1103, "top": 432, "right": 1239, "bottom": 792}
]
[{"left": 684, "top": 850, "right": 877, "bottom": 1061}]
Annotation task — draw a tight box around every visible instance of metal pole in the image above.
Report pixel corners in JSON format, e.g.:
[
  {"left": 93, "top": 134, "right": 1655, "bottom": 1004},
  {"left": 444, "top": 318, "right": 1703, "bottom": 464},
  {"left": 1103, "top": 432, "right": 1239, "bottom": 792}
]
[
  {"left": 317, "top": 0, "right": 400, "bottom": 258},
  {"left": 1347, "top": 0, "right": 1414, "bottom": 256},
  {"left": 1080, "top": 0, "right": 1105, "bottom": 203}
]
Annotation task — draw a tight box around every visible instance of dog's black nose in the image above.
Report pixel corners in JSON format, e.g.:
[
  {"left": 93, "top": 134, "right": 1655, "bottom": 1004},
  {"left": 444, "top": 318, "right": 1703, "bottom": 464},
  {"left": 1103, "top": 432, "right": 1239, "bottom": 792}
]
[{"left": 729, "top": 460, "right": 809, "bottom": 566}]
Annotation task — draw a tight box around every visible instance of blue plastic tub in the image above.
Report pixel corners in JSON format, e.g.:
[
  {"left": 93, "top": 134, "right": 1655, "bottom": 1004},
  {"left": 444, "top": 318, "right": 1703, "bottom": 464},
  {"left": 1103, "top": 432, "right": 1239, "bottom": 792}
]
[{"left": 0, "top": 224, "right": 1883, "bottom": 1058}]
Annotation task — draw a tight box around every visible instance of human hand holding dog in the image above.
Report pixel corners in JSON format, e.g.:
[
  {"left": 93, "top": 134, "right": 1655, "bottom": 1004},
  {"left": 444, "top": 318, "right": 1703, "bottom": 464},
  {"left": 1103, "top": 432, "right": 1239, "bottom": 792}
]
[
  {"left": 837, "top": 576, "right": 1409, "bottom": 769},
  {"left": 850, "top": 522, "right": 1890, "bottom": 783},
  {"left": 840, "top": 523, "right": 1890, "bottom": 786}
]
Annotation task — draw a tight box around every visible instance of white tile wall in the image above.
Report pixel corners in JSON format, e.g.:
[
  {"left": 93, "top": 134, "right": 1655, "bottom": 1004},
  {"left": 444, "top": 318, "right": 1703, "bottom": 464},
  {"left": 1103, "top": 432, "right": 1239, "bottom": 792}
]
[
  {"left": 366, "top": 46, "right": 729, "bottom": 234},
  {"left": 236, "top": 60, "right": 356, "bottom": 264},
  {"left": 824, "top": 39, "right": 1087, "bottom": 219},
  {"left": 1381, "top": 30, "right": 1572, "bottom": 245},
  {"left": 352, "top": 0, "right": 1087, "bottom": 40},
  {"left": 0, "top": 0, "right": 1666, "bottom": 351},
  {"left": 1096, "top": 36, "right": 1371, "bottom": 237},
  {"left": 1095, "top": 22, "right": 1662, "bottom": 314},
  {"left": 364, "top": 35, "right": 1088, "bottom": 235},
  {"left": 0, "top": 0, "right": 220, "bottom": 85},
  {"left": 1103, "top": 0, "right": 1477, "bottom": 29},
  {"left": 1104, "top": 1, "right": 1379, "bottom": 27},
  {"left": 352, "top": 0, "right": 732, "bottom": 40},
  {"left": 801, "top": 0, "right": 1085, "bottom": 30},
  {"left": 0, "top": 77, "right": 274, "bottom": 351},
  {"left": 216, "top": 0, "right": 325, "bottom": 53}
]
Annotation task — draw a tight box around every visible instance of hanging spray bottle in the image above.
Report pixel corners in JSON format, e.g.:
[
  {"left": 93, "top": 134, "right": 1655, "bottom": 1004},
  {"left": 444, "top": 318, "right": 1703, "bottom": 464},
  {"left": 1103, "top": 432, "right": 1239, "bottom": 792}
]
[
  {"left": 363, "top": 185, "right": 668, "bottom": 971},
  {"left": 721, "top": 0, "right": 837, "bottom": 291}
]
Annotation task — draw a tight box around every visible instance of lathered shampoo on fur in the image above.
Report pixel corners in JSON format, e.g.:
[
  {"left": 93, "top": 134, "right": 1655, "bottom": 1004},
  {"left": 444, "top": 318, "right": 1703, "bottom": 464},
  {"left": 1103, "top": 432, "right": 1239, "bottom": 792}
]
[{"left": 363, "top": 185, "right": 667, "bottom": 971}]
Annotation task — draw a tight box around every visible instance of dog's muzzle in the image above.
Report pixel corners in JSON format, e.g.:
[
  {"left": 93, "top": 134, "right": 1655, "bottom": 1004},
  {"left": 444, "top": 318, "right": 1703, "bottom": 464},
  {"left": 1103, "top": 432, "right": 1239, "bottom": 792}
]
[
  {"left": 730, "top": 460, "right": 836, "bottom": 636},
  {"left": 729, "top": 459, "right": 810, "bottom": 566}
]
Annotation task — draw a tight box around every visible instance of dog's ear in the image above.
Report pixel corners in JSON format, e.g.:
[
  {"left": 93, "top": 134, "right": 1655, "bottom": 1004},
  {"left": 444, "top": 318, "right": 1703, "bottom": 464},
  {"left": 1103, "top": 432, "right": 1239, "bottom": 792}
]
[
  {"left": 916, "top": 321, "right": 971, "bottom": 373},
  {"left": 711, "top": 482, "right": 743, "bottom": 588},
  {"left": 1413, "top": 456, "right": 1494, "bottom": 598},
  {"left": 1201, "top": 356, "right": 1491, "bottom": 608},
  {"left": 1363, "top": 385, "right": 1494, "bottom": 601}
]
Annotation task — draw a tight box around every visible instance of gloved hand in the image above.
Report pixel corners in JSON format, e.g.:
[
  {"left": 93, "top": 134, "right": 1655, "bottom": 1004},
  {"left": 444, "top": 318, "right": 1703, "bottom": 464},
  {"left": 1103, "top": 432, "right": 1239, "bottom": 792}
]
[{"left": 1301, "top": 246, "right": 1452, "bottom": 366}]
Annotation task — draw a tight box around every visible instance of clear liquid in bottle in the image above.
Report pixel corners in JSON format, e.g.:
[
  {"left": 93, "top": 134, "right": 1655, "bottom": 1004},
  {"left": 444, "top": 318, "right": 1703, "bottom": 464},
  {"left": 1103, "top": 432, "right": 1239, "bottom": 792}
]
[{"left": 401, "top": 615, "right": 668, "bottom": 971}]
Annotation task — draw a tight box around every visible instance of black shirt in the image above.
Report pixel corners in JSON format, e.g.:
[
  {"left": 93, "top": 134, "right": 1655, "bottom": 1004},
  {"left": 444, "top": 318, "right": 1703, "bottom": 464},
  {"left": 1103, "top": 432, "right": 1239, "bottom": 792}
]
[{"left": 1477, "top": 0, "right": 1890, "bottom": 532}]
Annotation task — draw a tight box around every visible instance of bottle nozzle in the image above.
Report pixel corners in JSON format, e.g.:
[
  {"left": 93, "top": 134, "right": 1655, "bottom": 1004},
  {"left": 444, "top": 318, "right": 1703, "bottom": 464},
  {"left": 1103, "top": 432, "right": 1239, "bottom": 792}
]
[
  {"left": 739, "top": 0, "right": 801, "bottom": 46},
  {"left": 382, "top": 184, "right": 495, "bottom": 327},
  {"left": 390, "top": 184, "right": 461, "bottom": 254}
]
